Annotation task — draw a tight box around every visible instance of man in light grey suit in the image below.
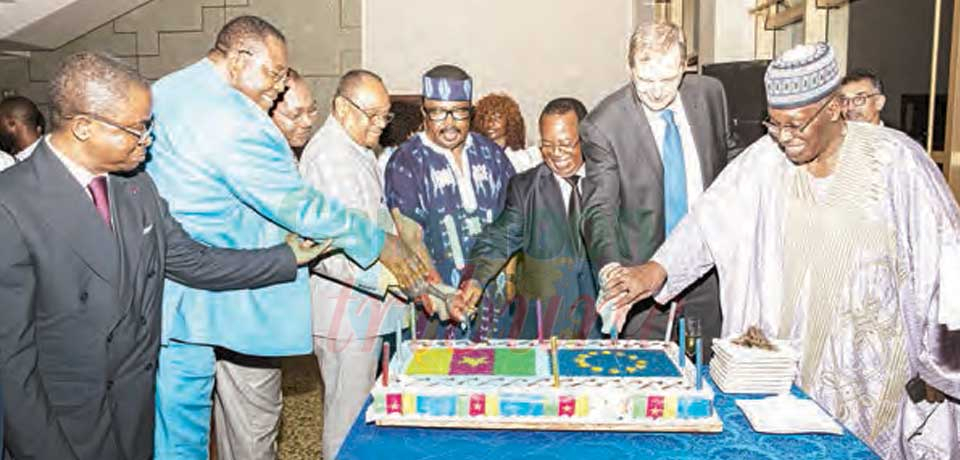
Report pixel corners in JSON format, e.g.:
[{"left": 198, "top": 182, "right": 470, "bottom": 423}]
[
  {"left": 0, "top": 52, "right": 324, "bottom": 460},
  {"left": 582, "top": 22, "right": 740, "bottom": 352}
]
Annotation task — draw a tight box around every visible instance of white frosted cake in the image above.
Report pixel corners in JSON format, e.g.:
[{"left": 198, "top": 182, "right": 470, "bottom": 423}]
[{"left": 366, "top": 339, "right": 721, "bottom": 432}]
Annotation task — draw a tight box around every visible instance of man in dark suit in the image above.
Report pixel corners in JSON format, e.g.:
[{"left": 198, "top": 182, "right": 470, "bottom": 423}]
[
  {"left": 454, "top": 98, "right": 599, "bottom": 340},
  {"left": 0, "top": 52, "right": 324, "bottom": 459},
  {"left": 582, "top": 22, "right": 740, "bottom": 350}
]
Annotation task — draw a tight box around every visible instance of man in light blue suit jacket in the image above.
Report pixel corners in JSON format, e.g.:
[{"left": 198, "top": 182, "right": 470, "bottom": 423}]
[{"left": 147, "top": 16, "right": 425, "bottom": 459}]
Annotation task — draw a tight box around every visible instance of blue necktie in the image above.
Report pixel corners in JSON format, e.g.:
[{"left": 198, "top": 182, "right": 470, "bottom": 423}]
[{"left": 661, "top": 109, "right": 687, "bottom": 235}]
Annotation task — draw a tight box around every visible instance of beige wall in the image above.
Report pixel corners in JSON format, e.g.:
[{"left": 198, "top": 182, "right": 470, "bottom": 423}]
[
  {"left": 0, "top": 0, "right": 656, "bottom": 140},
  {"left": 0, "top": 0, "right": 361, "bottom": 121},
  {"left": 364, "top": 0, "right": 638, "bottom": 145},
  {"left": 697, "top": 2, "right": 847, "bottom": 70}
]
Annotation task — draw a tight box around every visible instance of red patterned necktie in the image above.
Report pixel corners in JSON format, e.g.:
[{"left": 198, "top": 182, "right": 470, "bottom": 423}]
[{"left": 87, "top": 176, "right": 112, "bottom": 230}]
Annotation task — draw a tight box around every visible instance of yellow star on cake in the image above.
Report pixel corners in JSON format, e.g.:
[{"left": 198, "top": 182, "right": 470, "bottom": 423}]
[{"left": 460, "top": 356, "right": 488, "bottom": 367}]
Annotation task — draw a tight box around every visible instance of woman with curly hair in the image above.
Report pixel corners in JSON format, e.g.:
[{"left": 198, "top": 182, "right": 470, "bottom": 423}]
[{"left": 474, "top": 92, "right": 542, "bottom": 173}]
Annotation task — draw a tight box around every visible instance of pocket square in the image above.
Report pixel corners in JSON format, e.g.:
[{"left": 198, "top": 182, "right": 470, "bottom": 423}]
[{"left": 143, "top": 224, "right": 154, "bottom": 235}]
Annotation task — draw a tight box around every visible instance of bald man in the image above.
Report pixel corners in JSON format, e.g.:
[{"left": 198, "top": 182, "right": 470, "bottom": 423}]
[
  {"left": 270, "top": 69, "right": 318, "bottom": 159},
  {"left": 0, "top": 96, "right": 44, "bottom": 162}
]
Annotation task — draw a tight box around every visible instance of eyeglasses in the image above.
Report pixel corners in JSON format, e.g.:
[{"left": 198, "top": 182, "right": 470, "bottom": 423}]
[
  {"left": 64, "top": 113, "right": 153, "bottom": 145},
  {"left": 237, "top": 49, "right": 288, "bottom": 85},
  {"left": 762, "top": 95, "right": 834, "bottom": 141},
  {"left": 840, "top": 93, "right": 881, "bottom": 107},
  {"left": 539, "top": 139, "right": 580, "bottom": 155},
  {"left": 274, "top": 105, "right": 319, "bottom": 125},
  {"left": 424, "top": 107, "right": 472, "bottom": 122},
  {"left": 340, "top": 95, "right": 394, "bottom": 125}
]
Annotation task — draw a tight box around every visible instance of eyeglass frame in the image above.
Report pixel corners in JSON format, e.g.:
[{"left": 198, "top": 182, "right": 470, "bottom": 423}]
[
  {"left": 840, "top": 92, "right": 882, "bottom": 108},
  {"left": 539, "top": 138, "right": 581, "bottom": 155},
  {"left": 761, "top": 95, "right": 836, "bottom": 141},
  {"left": 63, "top": 112, "right": 153, "bottom": 145},
  {"left": 338, "top": 93, "right": 395, "bottom": 125},
  {"left": 274, "top": 104, "right": 320, "bottom": 126},
  {"left": 236, "top": 48, "right": 288, "bottom": 86},
  {"left": 423, "top": 106, "right": 472, "bottom": 122}
]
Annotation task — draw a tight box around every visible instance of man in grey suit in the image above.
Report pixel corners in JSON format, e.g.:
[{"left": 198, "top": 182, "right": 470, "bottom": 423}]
[
  {"left": 582, "top": 22, "right": 740, "bottom": 351},
  {"left": 0, "top": 52, "right": 324, "bottom": 459}
]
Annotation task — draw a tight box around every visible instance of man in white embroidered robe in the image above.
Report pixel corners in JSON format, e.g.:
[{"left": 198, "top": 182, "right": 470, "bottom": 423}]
[{"left": 605, "top": 43, "right": 960, "bottom": 459}]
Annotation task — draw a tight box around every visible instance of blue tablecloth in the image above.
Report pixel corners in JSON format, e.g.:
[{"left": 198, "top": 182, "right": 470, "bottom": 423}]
[{"left": 340, "top": 377, "right": 879, "bottom": 460}]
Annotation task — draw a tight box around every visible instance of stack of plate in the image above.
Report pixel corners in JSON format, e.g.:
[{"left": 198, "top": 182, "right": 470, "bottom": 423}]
[{"left": 710, "top": 338, "right": 799, "bottom": 394}]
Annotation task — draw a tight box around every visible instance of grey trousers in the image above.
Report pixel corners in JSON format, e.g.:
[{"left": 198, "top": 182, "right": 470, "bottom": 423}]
[
  {"left": 213, "top": 350, "right": 283, "bottom": 460},
  {"left": 313, "top": 335, "right": 383, "bottom": 460}
]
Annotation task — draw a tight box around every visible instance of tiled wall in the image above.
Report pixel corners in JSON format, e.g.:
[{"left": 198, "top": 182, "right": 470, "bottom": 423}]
[{"left": 0, "top": 0, "right": 361, "bottom": 120}]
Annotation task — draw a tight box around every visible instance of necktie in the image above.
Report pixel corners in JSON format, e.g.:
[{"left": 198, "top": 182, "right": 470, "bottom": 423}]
[
  {"left": 661, "top": 109, "right": 688, "bottom": 235},
  {"left": 87, "top": 176, "right": 112, "bottom": 230},
  {"left": 563, "top": 175, "right": 584, "bottom": 256}
]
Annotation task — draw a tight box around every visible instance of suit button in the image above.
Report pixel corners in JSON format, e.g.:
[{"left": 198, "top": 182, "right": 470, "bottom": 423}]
[
  {"left": 106, "top": 333, "right": 113, "bottom": 343},
  {"left": 106, "top": 380, "right": 114, "bottom": 390},
  {"left": 79, "top": 291, "right": 89, "bottom": 302},
  {"left": 145, "top": 363, "right": 154, "bottom": 371},
  {"left": 140, "top": 316, "right": 147, "bottom": 326},
  {"left": 147, "top": 269, "right": 156, "bottom": 279}
]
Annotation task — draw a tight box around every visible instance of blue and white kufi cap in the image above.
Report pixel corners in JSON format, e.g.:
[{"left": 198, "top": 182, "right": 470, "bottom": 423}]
[
  {"left": 764, "top": 42, "right": 841, "bottom": 109},
  {"left": 422, "top": 75, "right": 472, "bottom": 102}
]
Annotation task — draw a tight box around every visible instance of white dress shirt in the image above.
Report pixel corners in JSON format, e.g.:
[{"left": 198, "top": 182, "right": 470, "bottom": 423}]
[
  {"left": 506, "top": 145, "right": 543, "bottom": 174},
  {"left": 553, "top": 163, "right": 586, "bottom": 214},
  {"left": 15, "top": 138, "right": 40, "bottom": 162},
  {"left": 642, "top": 97, "right": 704, "bottom": 208},
  {"left": 599, "top": 98, "right": 706, "bottom": 286},
  {"left": 0, "top": 149, "right": 14, "bottom": 173}
]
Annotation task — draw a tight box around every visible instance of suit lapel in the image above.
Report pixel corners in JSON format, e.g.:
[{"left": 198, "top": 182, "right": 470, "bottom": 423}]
[
  {"left": 110, "top": 175, "right": 145, "bottom": 296},
  {"left": 680, "top": 84, "right": 716, "bottom": 187},
  {"left": 32, "top": 143, "right": 120, "bottom": 286},
  {"left": 108, "top": 174, "right": 148, "bottom": 327},
  {"left": 624, "top": 89, "right": 664, "bottom": 188}
]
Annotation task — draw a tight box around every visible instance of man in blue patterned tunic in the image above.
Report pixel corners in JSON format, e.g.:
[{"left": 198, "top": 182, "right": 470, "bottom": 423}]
[{"left": 385, "top": 65, "right": 515, "bottom": 339}]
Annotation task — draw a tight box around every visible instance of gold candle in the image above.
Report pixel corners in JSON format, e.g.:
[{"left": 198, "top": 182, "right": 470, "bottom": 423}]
[{"left": 550, "top": 336, "right": 560, "bottom": 388}]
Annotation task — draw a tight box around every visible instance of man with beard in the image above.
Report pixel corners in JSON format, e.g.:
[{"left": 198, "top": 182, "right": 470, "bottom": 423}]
[
  {"left": 385, "top": 64, "right": 515, "bottom": 340},
  {"left": 454, "top": 98, "right": 600, "bottom": 340},
  {"left": 616, "top": 43, "right": 960, "bottom": 459},
  {"left": 146, "top": 16, "right": 426, "bottom": 459},
  {"left": 270, "top": 69, "right": 319, "bottom": 161},
  {"left": 839, "top": 69, "right": 886, "bottom": 126}
]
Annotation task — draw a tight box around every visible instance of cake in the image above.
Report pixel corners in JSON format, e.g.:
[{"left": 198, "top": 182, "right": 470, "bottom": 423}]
[{"left": 366, "top": 339, "right": 722, "bottom": 432}]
